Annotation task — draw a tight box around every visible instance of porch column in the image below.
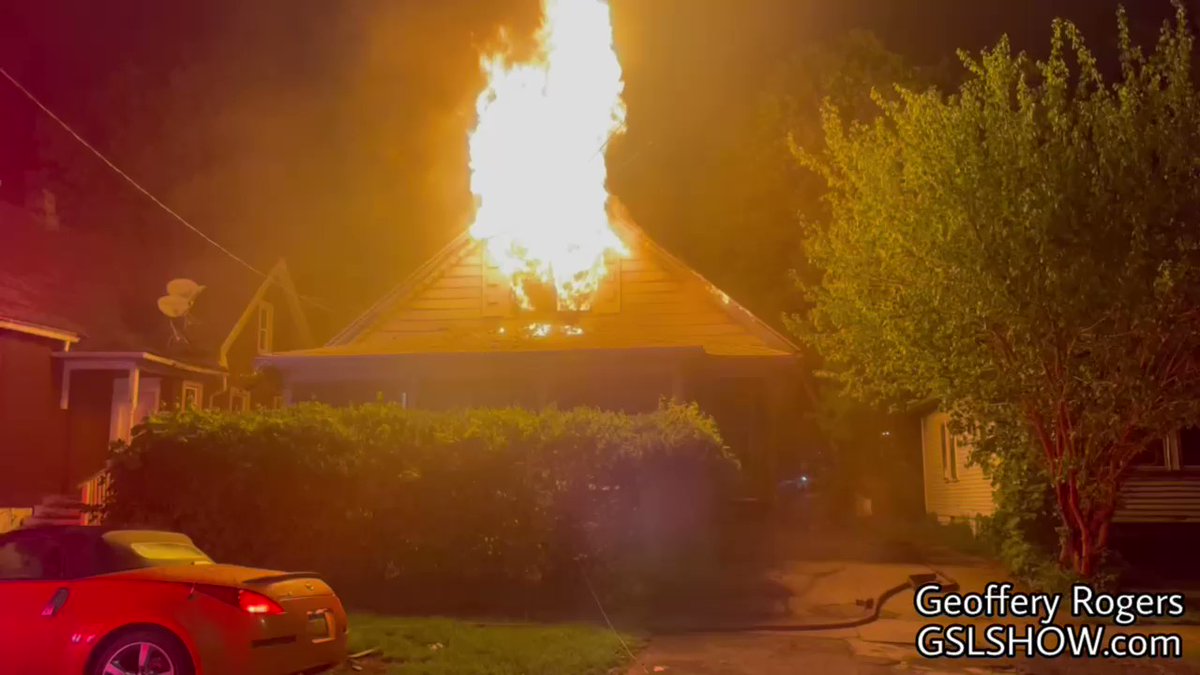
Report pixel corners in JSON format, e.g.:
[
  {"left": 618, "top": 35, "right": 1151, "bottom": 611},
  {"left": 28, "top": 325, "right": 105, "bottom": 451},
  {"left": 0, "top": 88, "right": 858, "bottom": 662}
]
[
  {"left": 670, "top": 363, "right": 688, "bottom": 401},
  {"left": 127, "top": 367, "right": 141, "bottom": 439},
  {"left": 406, "top": 376, "right": 418, "bottom": 409},
  {"left": 59, "top": 363, "right": 72, "bottom": 410}
]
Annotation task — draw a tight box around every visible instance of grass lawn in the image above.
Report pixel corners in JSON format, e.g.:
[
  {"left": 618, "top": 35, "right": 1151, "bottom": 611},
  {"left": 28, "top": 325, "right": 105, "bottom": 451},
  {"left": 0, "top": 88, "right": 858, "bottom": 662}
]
[{"left": 345, "top": 613, "right": 642, "bottom": 675}]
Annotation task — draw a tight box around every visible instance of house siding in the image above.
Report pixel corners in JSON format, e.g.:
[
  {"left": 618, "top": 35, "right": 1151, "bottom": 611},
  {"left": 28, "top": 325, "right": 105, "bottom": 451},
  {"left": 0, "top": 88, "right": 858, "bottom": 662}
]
[
  {"left": 1114, "top": 470, "right": 1200, "bottom": 523},
  {"left": 920, "top": 411, "right": 996, "bottom": 522},
  {"left": 920, "top": 413, "right": 1200, "bottom": 526},
  {"left": 360, "top": 238, "right": 778, "bottom": 356}
]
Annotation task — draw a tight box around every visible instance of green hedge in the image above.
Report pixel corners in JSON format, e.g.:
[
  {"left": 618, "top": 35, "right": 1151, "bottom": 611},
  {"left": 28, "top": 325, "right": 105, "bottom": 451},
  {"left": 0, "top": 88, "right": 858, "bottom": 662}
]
[{"left": 104, "top": 401, "right": 738, "bottom": 610}]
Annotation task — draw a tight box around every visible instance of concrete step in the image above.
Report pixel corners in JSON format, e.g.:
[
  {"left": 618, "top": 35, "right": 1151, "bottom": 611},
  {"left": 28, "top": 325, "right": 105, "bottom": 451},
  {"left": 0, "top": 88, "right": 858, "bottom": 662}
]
[
  {"left": 40, "top": 494, "right": 86, "bottom": 508},
  {"left": 32, "top": 505, "right": 83, "bottom": 520},
  {"left": 23, "top": 516, "right": 82, "bottom": 527},
  {"left": 31, "top": 494, "right": 86, "bottom": 525}
]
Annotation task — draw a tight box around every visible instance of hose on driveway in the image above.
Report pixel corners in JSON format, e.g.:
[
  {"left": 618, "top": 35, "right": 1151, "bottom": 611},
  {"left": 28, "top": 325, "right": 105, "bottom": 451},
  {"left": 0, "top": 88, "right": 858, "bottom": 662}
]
[{"left": 662, "top": 570, "right": 957, "bottom": 635}]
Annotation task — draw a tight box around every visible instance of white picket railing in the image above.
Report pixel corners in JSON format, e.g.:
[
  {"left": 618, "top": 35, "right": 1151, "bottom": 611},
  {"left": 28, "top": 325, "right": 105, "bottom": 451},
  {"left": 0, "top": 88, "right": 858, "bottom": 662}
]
[{"left": 79, "top": 470, "right": 110, "bottom": 525}]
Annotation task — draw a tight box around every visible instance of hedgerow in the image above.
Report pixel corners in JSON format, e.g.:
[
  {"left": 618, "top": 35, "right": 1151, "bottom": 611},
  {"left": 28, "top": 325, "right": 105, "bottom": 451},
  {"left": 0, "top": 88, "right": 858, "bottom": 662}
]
[{"left": 104, "top": 401, "right": 739, "bottom": 610}]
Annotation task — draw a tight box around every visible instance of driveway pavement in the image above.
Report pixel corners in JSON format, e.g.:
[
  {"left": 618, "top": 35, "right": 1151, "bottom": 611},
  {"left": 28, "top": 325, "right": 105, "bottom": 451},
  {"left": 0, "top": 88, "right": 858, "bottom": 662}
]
[{"left": 623, "top": 520, "right": 1200, "bottom": 674}]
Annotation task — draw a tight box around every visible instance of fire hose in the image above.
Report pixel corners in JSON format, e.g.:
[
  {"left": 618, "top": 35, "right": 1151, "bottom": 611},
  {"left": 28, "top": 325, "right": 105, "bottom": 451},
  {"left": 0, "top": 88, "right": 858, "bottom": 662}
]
[{"left": 660, "top": 570, "right": 960, "bottom": 635}]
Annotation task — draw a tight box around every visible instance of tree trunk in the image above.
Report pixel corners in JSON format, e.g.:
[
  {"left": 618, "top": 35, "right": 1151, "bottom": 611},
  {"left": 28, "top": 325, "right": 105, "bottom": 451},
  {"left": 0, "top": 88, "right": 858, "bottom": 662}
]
[
  {"left": 1052, "top": 474, "right": 1111, "bottom": 578},
  {"left": 1028, "top": 409, "right": 1124, "bottom": 579}
]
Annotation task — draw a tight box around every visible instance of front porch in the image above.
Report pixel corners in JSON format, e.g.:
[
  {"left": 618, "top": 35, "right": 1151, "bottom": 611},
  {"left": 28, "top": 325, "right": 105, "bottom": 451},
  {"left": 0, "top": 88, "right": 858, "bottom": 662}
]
[{"left": 49, "top": 351, "right": 227, "bottom": 523}]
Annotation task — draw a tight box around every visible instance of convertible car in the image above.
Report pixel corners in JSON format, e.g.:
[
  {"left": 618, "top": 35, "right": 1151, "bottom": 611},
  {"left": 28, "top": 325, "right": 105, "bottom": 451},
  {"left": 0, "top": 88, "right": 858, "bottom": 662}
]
[{"left": 0, "top": 525, "right": 347, "bottom": 675}]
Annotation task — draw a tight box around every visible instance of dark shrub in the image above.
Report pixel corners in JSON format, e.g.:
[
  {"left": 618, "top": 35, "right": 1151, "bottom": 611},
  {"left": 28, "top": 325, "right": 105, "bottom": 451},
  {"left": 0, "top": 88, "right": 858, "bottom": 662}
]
[{"left": 104, "top": 401, "right": 738, "bottom": 611}]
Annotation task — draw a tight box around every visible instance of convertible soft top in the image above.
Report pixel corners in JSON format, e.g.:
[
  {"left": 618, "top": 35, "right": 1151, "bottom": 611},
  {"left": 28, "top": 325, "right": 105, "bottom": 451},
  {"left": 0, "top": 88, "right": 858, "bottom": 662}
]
[{"left": 0, "top": 525, "right": 209, "bottom": 579}]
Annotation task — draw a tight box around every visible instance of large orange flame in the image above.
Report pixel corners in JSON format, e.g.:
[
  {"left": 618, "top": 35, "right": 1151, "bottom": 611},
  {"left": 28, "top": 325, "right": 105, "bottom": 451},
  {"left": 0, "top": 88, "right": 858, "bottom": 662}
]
[{"left": 467, "top": 0, "right": 627, "bottom": 311}]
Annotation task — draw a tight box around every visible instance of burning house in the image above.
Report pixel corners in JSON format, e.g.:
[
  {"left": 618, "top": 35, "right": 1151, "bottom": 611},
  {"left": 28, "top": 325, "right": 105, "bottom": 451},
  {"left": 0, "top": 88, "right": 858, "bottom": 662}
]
[{"left": 260, "top": 0, "right": 804, "bottom": 491}]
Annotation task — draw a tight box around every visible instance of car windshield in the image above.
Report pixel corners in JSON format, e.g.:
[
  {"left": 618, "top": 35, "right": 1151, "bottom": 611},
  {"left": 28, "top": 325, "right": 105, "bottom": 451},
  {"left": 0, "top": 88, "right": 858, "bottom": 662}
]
[{"left": 129, "top": 541, "right": 214, "bottom": 566}]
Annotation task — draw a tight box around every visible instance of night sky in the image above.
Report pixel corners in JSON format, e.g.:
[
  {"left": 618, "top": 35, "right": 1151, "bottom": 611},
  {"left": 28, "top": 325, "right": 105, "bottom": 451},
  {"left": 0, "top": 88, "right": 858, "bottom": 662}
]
[{"left": 0, "top": 0, "right": 1185, "bottom": 321}]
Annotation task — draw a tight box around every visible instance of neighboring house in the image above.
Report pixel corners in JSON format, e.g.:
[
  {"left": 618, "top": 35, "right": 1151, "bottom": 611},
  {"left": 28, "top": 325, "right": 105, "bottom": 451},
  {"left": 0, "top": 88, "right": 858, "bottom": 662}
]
[
  {"left": 919, "top": 410, "right": 996, "bottom": 528},
  {"left": 0, "top": 200, "right": 314, "bottom": 530},
  {"left": 919, "top": 409, "right": 1200, "bottom": 528},
  {"left": 260, "top": 218, "right": 804, "bottom": 494}
]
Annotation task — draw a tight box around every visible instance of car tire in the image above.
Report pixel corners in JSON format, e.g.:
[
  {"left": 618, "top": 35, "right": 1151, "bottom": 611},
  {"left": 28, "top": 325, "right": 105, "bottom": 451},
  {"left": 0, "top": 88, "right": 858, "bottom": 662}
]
[{"left": 90, "top": 627, "right": 194, "bottom": 675}]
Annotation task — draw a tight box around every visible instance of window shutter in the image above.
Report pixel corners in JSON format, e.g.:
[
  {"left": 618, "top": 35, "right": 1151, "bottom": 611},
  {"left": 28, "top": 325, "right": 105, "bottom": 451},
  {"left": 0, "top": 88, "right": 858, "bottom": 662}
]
[
  {"left": 949, "top": 433, "right": 959, "bottom": 480},
  {"left": 940, "top": 423, "right": 949, "bottom": 478},
  {"left": 482, "top": 260, "right": 512, "bottom": 317},
  {"left": 590, "top": 254, "right": 621, "bottom": 314}
]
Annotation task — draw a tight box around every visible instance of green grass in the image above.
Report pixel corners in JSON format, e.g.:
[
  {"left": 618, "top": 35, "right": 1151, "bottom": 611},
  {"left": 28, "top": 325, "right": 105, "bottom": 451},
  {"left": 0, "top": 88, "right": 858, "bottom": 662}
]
[{"left": 346, "top": 613, "right": 642, "bottom": 675}]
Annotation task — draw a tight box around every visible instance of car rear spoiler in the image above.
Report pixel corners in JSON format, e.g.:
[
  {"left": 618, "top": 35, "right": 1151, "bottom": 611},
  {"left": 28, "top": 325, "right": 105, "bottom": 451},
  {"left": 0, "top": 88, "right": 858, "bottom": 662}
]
[{"left": 243, "top": 571, "right": 323, "bottom": 585}]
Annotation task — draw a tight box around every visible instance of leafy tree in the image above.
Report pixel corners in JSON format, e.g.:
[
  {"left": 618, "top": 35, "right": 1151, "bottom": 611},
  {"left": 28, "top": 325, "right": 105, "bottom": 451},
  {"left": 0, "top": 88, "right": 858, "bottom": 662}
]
[{"left": 796, "top": 5, "right": 1200, "bottom": 577}]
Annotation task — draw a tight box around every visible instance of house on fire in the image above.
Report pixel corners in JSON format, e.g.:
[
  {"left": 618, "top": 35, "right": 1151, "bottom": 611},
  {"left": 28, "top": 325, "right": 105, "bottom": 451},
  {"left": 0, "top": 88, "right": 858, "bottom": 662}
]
[
  {"left": 261, "top": 216, "right": 803, "bottom": 494},
  {"left": 0, "top": 199, "right": 315, "bottom": 530}
]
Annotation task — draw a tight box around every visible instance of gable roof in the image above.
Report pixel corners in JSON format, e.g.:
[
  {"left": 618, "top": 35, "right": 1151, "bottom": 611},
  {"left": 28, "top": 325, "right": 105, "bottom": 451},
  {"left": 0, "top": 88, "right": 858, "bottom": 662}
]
[
  {"left": 275, "top": 214, "right": 798, "bottom": 360},
  {"left": 0, "top": 200, "right": 307, "bottom": 367},
  {"left": 217, "top": 259, "right": 314, "bottom": 367}
]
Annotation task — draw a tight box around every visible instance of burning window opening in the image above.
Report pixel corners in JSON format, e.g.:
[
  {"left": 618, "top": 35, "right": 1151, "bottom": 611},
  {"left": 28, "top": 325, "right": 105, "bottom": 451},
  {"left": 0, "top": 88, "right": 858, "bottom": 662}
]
[{"left": 496, "top": 323, "right": 585, "bottom": 339}]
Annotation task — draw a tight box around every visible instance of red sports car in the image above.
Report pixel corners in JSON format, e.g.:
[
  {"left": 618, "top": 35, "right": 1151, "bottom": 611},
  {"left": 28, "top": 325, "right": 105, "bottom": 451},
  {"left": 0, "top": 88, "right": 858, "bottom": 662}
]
[{"left": 0, "top": 525, "right": 348, "bottom": 675}]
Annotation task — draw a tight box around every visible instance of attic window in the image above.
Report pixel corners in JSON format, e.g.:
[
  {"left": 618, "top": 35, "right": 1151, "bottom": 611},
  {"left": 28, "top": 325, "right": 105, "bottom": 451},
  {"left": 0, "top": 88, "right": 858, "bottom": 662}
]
[
  {"left": 257, "top": 301, "right": 274, "bottom": 354},
  {"left": 517, "top": 275, "right": 561, "bottom": 314},
  {"left": 483, "top": 254, "right": 620, "bottom": 317}
]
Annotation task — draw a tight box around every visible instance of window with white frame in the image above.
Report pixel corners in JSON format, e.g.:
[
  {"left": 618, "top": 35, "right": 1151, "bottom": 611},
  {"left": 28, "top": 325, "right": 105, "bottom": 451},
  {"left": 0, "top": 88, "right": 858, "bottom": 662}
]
[
  {"left": 1172, "top": 428, "right": 1200, "bottom": 469},
  {"left": 940, "top": 421, "right": 959, "bottom": 481},
  {"left": 229, "top": 388, "right": 250, "bottom": 412},
  {"left": 181, "top": 381, "right": 203, "bottom": 410},
  {"left": 256, "top": 301, "right": 274, "bottom": 354}
]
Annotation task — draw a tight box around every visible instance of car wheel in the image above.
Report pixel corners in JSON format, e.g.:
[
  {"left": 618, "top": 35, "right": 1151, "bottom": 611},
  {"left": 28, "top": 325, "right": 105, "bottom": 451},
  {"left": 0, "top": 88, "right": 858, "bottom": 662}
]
[{"left": 91, "top": 627, "right": 194, "bottom": 675}]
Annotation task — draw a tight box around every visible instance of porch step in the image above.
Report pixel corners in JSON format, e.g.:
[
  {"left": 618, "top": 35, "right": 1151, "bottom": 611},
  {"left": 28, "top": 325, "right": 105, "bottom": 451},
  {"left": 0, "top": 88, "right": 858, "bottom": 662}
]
[
  {"left": 42, "top": 494, "right": 86, "bottom": 508},
  {"left": 25, "top": 495, "right": 87, "bottom": 527},
  {"left": 24, "top": 517, "right": 82, "bottom": 527}
]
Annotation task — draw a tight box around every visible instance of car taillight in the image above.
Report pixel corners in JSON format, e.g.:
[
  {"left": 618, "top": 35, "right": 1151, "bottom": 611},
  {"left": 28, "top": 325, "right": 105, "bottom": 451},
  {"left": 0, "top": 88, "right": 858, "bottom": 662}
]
[
  {"left": 194, "top": 584, "right": 285, "bottom": 616},
  {"left": 239, "top": 590, "right": 284, "bottom": 615}
]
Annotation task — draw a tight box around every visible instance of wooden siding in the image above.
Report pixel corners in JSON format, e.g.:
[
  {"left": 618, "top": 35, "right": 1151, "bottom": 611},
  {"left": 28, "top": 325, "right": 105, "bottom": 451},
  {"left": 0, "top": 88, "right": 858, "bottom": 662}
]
[
  {"left": 920, "top": 412, "right": 996, "bottom": 521},
  {"left": 1114, "top": 470, "right": 1200, "bottom": 523},
  {"left": 920, "top": 412, "right": 1200, "bottom": 524},
  {"left": 353, "top": 237, "right": 788, "bottom": 357}
]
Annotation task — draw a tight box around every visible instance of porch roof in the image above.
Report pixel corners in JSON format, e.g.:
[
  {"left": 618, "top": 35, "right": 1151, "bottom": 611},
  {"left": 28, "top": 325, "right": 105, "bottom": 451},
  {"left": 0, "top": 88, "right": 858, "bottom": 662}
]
[
  {"left": 260, "top": 344, "right": 797, "bottom": 384},
  {"left": 54, "top": 350, "right": 226, "bottom": 377}
]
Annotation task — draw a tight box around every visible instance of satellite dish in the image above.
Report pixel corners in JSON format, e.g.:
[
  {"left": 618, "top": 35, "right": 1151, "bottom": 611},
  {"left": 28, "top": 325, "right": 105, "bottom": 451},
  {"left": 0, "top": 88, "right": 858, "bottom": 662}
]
[
  {"left": 157, "top": 295, "right": 191, "bottom": 318},
  {"left": 157, "top": 277, "right": 205, "bottom": 339},
  {"left": 166, "top": 278, "right": 205, "bottom": 301}
]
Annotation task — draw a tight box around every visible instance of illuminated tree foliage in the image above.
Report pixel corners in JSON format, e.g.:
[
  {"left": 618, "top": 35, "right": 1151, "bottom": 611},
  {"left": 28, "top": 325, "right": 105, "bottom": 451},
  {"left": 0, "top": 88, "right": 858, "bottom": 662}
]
[{"left": 797, "top": 6, "right": 1200, "bottom": 577}]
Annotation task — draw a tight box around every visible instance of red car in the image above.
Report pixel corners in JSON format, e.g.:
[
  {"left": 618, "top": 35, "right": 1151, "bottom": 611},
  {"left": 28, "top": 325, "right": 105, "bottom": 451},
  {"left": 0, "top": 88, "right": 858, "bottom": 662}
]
[{"left": 0, "top": 526, "right": 348, "bottom": 675}]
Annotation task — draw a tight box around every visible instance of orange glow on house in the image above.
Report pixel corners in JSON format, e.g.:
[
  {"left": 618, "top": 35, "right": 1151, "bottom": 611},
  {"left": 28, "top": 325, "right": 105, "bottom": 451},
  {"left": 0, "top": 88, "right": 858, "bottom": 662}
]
[{"left": 466, "top": 0, "right": 627, "bottom": 312}]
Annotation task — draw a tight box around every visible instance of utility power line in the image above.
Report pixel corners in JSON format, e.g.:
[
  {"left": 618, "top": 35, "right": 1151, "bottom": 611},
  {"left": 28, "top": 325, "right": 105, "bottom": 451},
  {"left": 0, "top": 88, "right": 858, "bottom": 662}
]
[{"left": 0, "top": 67, "right": 267, "bottom": 278}]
